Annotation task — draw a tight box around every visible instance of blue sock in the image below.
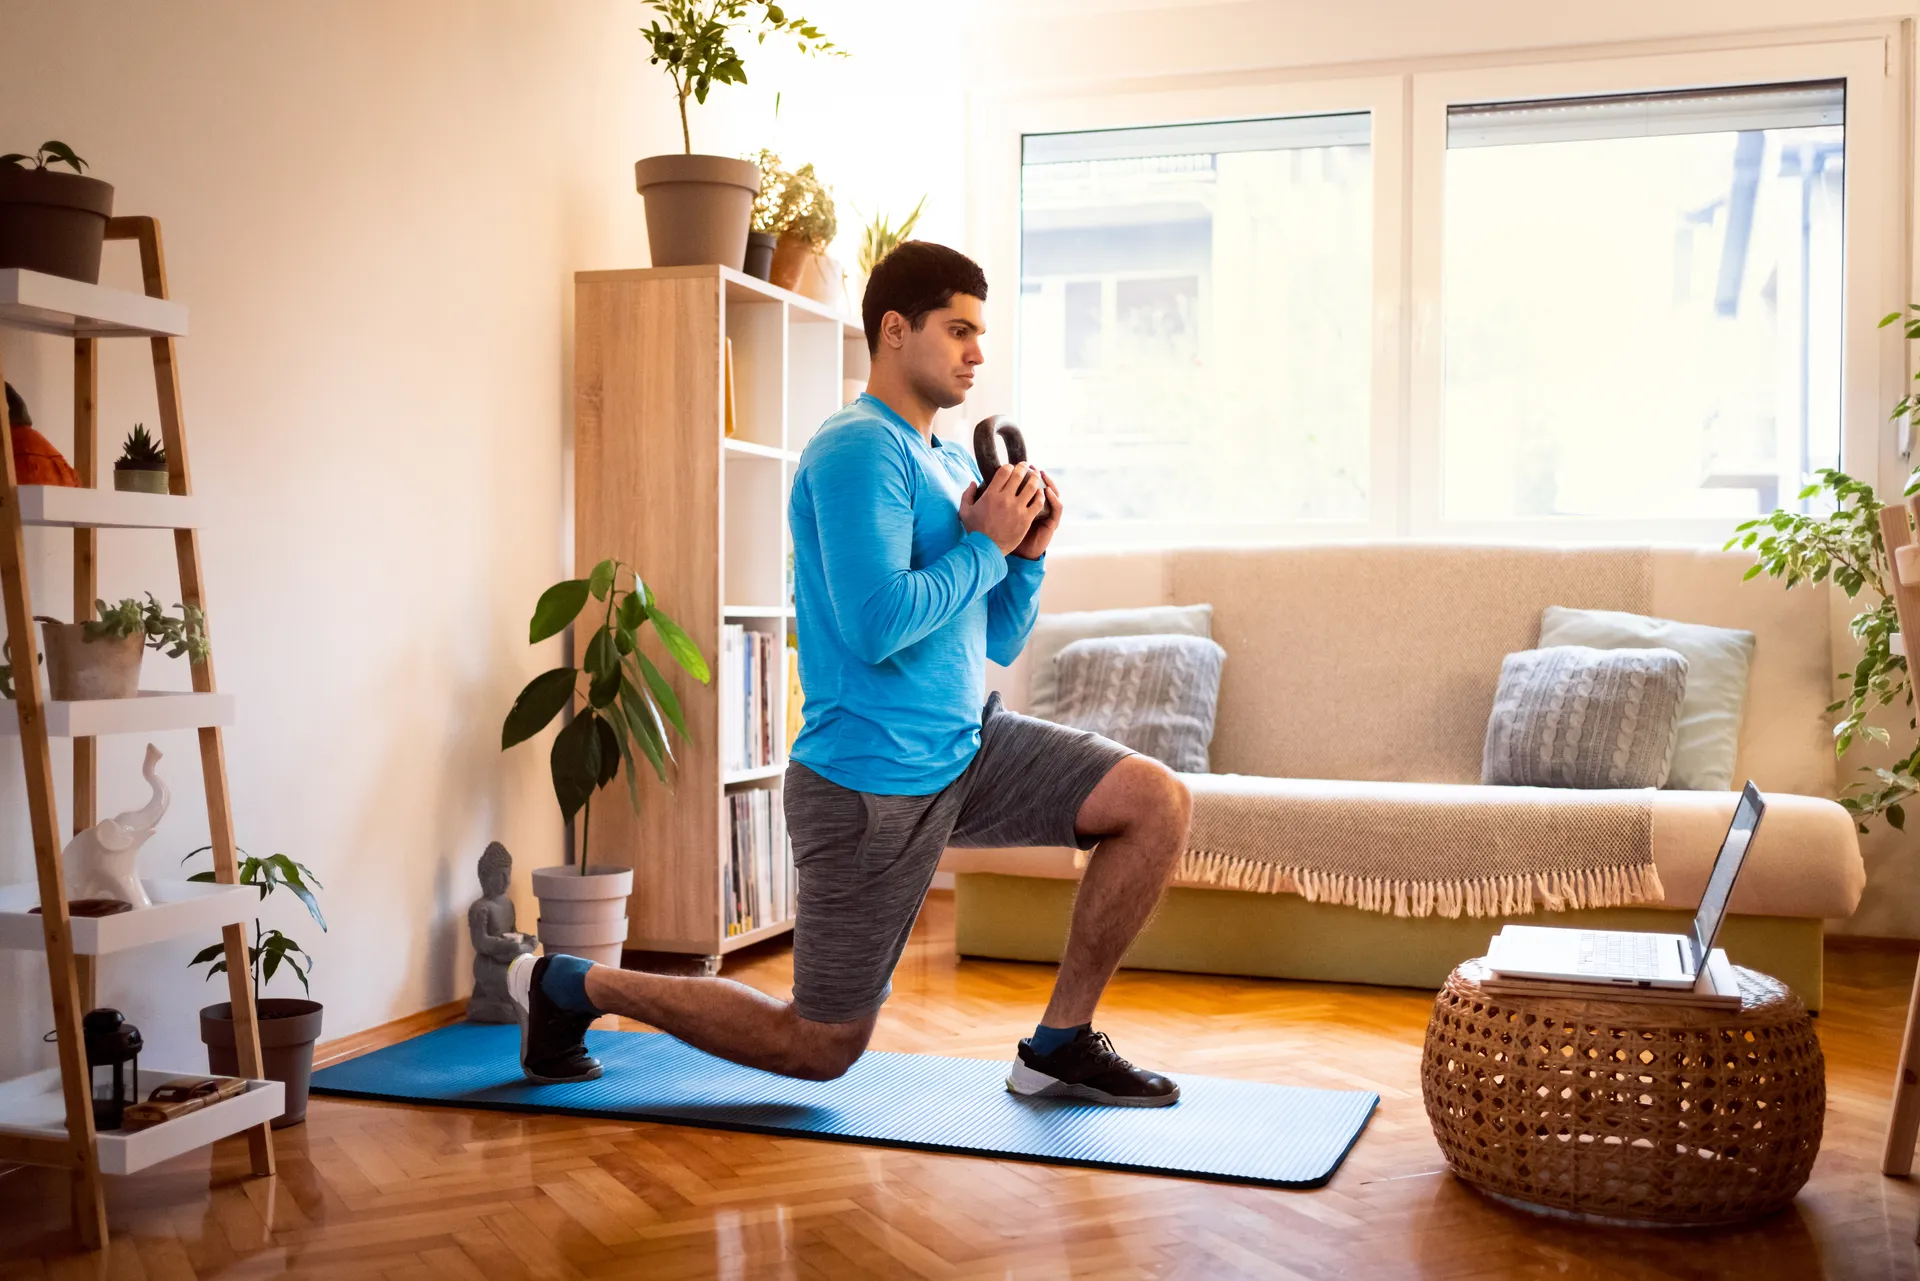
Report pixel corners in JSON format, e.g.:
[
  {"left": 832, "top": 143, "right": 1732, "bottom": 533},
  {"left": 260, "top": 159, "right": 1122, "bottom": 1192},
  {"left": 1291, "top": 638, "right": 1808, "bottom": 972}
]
[
  {"left": 1028, "top": 1022, "right": 1088, "bottom": 1055},
  {"left": 539, "top": 953, "right": 603, "bottom": 1015}
]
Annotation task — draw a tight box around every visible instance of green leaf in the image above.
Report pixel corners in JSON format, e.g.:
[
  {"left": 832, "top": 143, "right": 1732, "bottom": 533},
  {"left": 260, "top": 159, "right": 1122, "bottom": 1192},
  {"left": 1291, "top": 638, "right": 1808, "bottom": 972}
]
[
  {"left": 502, "top": 667, "right": 578, "bottom": 749},
  {"left": 185, "top": 869, "right": 216, "bottom": 884},
  {"left": 648, "top": 608, "right": 710, "bottom": 682},
  {"left": 621, "top": 677, "right": 668, "bottom": 781},
  {"left": 589, "top": 559, "right": 617, "bottom": 601},
  {"left": 635, "top": 651, "right": 690, "bottom": 741},
  {"left": 1890, "top": 803, "right": 1907, "bottom": 831},
  {"left": 187, "top": 942, "right": 226, "bottom": 967},
  {"left": 611, "top": 706, "right": 642, "bottom": 812},
  {"left": 585, "top": 628, "right": 621, "bottom": 680},
  {"left": 588, "top": 661, "right": 621, "bottom": 708},
  {"left": 266, "top": 854, "right": 327, "bottom": 930},
  {"left": 594, "top": 715, "right": 622, "bottom": 788},
  {"left": 619, "top": 591, "right": 646, "bottom": 630},
  {"left": 529, "top": 580, "right": 591, "bottom": 643},
  {"left": 549, "top": 711, "right": 602, "bottom": 822}
]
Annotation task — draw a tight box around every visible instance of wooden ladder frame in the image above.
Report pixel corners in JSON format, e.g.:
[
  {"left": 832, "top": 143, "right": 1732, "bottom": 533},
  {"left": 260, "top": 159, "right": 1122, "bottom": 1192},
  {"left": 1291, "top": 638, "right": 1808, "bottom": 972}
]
[
  {"left": 1880, "top": 498, "right": 1920, "bottom": 1198},
  {"left": 0, "top": 217, "right": 273, "bottom": 1249}
]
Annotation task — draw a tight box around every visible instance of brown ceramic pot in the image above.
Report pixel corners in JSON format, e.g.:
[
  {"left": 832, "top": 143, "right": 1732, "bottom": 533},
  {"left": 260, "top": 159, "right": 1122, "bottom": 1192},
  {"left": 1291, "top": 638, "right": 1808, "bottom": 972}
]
[
  {"left": 633, "top": 154, "right": 759, "bottom": 269},
  {"left": 769, "top": 232, "right": 815, "bottom": 292},
  {"left": 201, "top": 998, "right": 324, "bottom": 1128},
  {"left": 39, "top": 622, "right": 141, "bottom": 700},
  {"left": 0, "top": 166, "right": 114, "bottom": 283}
]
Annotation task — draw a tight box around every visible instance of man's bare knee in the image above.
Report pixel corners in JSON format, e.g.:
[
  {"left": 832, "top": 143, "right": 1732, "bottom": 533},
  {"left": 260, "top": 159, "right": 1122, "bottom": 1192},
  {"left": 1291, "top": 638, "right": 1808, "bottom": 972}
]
[{"left": 777, "top": 1011, "right": 875, "bottom": 1081}]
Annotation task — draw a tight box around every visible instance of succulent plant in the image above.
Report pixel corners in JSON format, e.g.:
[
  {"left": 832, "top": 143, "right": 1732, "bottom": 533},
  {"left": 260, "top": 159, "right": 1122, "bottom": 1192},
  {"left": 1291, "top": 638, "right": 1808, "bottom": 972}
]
[{"left": 115, "top": 423, "right": 165, "bottom": 471}]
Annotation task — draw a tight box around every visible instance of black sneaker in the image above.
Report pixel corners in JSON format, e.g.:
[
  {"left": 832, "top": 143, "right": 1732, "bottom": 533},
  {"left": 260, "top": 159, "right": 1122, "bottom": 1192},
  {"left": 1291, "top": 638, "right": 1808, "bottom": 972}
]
[
  {"left": 507, "top": 953, "right": 603, "bottom": 1085},
  {"left": 1006, "top": 1028, "right": 1179, "bottom": 1107}
]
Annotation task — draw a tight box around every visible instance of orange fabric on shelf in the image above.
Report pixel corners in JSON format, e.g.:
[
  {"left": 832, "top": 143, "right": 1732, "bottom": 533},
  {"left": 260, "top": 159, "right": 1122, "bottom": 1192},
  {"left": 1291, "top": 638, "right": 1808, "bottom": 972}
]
[{"left": 11, "top": 424, "right": 80, "bottom": 487}]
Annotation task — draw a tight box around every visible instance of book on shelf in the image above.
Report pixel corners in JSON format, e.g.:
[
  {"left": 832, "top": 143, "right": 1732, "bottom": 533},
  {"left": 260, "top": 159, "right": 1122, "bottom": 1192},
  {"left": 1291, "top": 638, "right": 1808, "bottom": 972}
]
[
  {"left": 724, "top": 787, "right": 793, "bottom": 936},
  {"left": 785, "top": 644, "right": 803, "bottom": 754},
  {"left": 722, "top": 624, "right": 781, "bottom": 773}
]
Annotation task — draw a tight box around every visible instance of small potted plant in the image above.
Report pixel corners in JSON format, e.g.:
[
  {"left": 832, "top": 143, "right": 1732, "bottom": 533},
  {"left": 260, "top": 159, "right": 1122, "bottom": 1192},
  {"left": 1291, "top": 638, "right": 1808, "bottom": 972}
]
[
  {"left": 744, "top": 148, "right": 786, "bottom": 281},
  {"left": 854, "top": 195, "right": 925, "bottom": 296},
  {"left": 764, "top": 159, "right": 838, "bottom": 295},
  {"left": 112, "top": 423, "right": 168, "bottom": 494},
  {"left": 34, "top": 593, "right": 208, "bottom": 702},
  {"left": 187, "top": 849, "right": 326, "bottom": 1128},
  {"left": 0, "top": 142, "right": 113, "bottom": 284},
  {"left": 502, "top": 558, "right": 710, "bottom": 964},
  {"left": 634, "top": 2, "right": 838, "bottom": 269}
]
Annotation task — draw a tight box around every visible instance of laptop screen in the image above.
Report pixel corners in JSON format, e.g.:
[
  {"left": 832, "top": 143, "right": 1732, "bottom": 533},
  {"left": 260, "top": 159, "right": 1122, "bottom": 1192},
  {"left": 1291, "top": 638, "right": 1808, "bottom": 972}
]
[{"left": 1690, "top": 783, "right": 1765, "bottom": 966}]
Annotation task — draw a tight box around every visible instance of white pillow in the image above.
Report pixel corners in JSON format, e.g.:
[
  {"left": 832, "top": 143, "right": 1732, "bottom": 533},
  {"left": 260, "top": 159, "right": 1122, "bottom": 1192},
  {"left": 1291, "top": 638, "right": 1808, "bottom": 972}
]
[
  {"left": 1027, "top": 604, "right": 1214, "bottom": 721},
  {"left": 1537, "top": 605, "right": 1756, "bottom": 791}
]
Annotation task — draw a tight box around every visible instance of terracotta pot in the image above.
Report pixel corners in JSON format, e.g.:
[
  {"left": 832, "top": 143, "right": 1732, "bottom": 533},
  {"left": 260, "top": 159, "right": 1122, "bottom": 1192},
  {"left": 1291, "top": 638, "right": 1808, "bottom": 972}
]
[
  {"left": 799, "top": 253, "right": 845, "bottom": 309},
  {"left": 113, "top": 466, "right": 168, "bottom": 495},
  {"left": 768, "top": 232, "right": 813, "bottom": 292},
  {"left": 532, "top": 865, "right": 632, "bottom": 967},
  {"left": 633, "top": 154, "right": 759, "bottom": 269},
  {"left": 743, "top": 231, "right": 777, "bottom": 281},
  {"left": 201, "top": 998, "right": 323, "bottom": 1128},
  {"left": 39, "top": 622, "right": 141, "bottom": 700},
  {"left": 0, "top": 166, "right": 114, "bottom": 284}
]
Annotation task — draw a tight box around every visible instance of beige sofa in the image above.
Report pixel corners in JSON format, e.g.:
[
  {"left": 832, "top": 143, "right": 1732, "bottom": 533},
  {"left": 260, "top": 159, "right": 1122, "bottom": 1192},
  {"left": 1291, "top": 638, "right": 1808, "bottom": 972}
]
[{"left": 941, "top": 544, "right": 1866, "bottom": 1009}]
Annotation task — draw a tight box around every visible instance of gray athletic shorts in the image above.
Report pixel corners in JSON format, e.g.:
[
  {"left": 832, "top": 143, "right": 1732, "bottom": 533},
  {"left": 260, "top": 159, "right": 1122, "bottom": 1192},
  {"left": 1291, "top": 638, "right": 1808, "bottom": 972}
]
[{"left": 783, "top": 691, "right": 1136, "bottom": 1024}]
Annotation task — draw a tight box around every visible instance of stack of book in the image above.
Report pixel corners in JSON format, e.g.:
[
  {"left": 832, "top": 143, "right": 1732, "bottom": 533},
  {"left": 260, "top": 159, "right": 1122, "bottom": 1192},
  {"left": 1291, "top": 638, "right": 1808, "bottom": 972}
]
[
  {"left": 725, "top": 788, "right": 794, "bottom": 936},
  {"left": 722, "top": 624, "right": 779, "bottom": 773}
]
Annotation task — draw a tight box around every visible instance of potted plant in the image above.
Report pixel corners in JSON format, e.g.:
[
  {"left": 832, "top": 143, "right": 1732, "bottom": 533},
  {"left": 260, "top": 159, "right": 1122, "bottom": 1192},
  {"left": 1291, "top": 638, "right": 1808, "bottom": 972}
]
[
  {"left": 0, "top": 142, "right": 113, "bottom": 284},
  {"left": 763, "top": 158, "right": 837, "bottom": 295},
  {"left": 854, "top": 195, "right": 925, "bottom": 297},
  {"left": 186, "top": 848, "right": 326, "bottom": 1128},
  {"left": 634, "top": 1, "right": 838, "bottom": 269},
  {"left": 502, "top": 557, "right": 710, "bottom": 964},
  {"left": 112, "top": 423, "right": 168, "bottom": 494},
  {"left": 744, "top": 148, "right": 785, "bottom": 281},
  {"left": 32, "top": 593, "right": 208, "bottom": 701}
]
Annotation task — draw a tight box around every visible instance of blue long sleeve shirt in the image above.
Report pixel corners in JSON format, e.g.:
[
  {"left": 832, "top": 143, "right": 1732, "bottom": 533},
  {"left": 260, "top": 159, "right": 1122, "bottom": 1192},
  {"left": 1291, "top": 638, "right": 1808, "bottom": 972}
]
[{"left": 788, "top": 393, "right": 1046, "bottom": 795}]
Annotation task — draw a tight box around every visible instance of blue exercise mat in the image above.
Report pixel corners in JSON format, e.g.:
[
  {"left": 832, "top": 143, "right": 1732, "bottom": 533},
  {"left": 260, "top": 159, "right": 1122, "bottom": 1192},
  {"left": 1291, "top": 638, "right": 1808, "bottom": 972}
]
[{"left": 311, "top": 1023, "right": 1377, "bottom": 1189}]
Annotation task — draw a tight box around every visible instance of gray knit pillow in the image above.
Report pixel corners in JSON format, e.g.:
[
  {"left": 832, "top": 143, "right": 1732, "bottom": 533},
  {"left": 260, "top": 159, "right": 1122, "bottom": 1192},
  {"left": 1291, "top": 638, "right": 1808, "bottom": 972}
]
[
  {"left": 1482, "top": 646, "right": 1689, "bottom": 789},
  {"left": 1053, "top": 633, "right": 1227, "bottom": 773}
]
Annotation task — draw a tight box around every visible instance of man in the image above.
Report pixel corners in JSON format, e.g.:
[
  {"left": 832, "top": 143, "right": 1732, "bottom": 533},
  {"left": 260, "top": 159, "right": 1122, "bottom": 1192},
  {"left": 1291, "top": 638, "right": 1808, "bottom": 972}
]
[{"left": 510, "top": 241, "right": 1192, "bottom": 1105}]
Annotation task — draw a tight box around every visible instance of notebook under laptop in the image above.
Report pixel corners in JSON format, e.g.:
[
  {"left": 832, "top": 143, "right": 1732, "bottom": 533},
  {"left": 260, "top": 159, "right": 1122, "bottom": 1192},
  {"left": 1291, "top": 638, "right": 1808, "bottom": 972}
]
[{"left": 1485, "top": 782, "right": 1766, "bottom": 990}]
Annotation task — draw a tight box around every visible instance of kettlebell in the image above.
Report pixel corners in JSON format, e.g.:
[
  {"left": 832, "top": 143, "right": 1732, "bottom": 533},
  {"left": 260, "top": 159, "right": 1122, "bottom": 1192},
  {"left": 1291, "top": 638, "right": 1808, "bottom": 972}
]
[{"left": 972, "top": 415, "right": 1053, "bottom": 520}]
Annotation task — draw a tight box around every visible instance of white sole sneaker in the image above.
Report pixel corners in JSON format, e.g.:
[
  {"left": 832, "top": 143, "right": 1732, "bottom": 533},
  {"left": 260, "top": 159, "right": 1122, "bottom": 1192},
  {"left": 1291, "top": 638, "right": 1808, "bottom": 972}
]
[
  {"left": 507, "top": 952, "right": 537, "bottom": 1018},
  {"left": 1005, "top": 1058, "right": 1181, "bottom": 1107}
]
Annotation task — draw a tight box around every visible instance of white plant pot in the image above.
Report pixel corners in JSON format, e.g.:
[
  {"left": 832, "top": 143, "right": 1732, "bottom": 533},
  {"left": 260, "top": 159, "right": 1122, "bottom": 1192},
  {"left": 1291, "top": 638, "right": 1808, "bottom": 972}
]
[{"left": 531, "top": 865, "right": 631, "bottom": 967}]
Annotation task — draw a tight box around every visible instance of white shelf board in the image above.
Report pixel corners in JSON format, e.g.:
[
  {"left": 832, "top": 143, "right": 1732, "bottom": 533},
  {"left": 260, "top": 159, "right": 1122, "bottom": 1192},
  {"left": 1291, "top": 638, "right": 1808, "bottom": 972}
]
[
  {"left": 0, "top": 269, "right": 187, "bottom": 340},
  {"left": 724, "top": 761, "right": 785, "bottom": 785},
  {"left": 723, "top": 439, "right": 798, "bottom": 463},
  {"left": 16, "top": 484, "right": 200, "bottom": 530},
  {"left": 0, "top": 691, "right": 235, "bottom": 738},
  {"left": 0, "top": 878, "right": 255, "bottom": 955},
  {"left": 722, "top": 605, "right": 787, "bottom": 619},
  {"left": 0, "top": 1065, "right": 281, "bottom": 1175}
]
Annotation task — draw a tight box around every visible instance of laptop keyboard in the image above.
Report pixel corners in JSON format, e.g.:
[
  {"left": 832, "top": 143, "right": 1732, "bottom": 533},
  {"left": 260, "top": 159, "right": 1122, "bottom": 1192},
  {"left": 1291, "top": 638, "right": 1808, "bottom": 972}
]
[{"left": 1575, "top": 932, "right": 1660, "bottom": 978}]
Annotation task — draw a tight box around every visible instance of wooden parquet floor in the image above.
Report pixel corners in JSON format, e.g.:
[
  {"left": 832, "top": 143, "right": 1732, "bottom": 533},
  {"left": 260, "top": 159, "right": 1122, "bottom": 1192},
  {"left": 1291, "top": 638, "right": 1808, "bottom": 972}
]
[{"left": 5, "top": 892, "right": 1920, "bottom": 1279}]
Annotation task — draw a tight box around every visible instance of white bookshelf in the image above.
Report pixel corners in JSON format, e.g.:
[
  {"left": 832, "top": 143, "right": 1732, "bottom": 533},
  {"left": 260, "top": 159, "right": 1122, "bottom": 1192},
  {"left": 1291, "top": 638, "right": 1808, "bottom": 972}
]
[
  {"left": 0, "top": 268, "right": 188, "bottom": 340},
  {"left": 0, "top": 1066, "right": 281, "bottom": 1176},
  {"left": 0, "top": 690, "right": 235, "bottom": 738},
  {"left": 575, "top": 265, "right": 866, "bottom": 967}
]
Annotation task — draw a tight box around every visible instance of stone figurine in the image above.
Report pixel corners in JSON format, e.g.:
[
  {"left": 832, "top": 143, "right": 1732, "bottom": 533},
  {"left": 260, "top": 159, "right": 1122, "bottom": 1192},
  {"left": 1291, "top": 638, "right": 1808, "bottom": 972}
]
[
  {"left": 64, "top": 744, "right": 169, "bottom": 909},
  {"left": 467, "top": 841, "right": 537, "bottom": 1023}
]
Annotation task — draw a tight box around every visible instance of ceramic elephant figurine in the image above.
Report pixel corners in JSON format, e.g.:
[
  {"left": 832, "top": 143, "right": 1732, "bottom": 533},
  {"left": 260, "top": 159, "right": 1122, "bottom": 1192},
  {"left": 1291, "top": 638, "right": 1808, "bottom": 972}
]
[{"left": 64, "top": 743, "right": 169, "bottom": 909}]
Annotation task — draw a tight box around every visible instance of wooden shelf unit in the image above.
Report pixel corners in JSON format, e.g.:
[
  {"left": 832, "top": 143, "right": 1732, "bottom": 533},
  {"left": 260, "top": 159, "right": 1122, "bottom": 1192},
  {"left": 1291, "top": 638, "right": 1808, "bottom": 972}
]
[
  {"left": 0, "top": 223, "right": 273, "bottom": 1249},
  {"left": 574, "top": 265, "right": 866, "bottom": 965}
]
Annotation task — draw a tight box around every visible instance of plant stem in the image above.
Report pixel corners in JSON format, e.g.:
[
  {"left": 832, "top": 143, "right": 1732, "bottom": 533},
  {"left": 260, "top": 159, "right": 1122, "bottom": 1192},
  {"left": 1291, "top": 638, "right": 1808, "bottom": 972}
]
[
  {"left": 581, "top": 795, "right": 593, "bottom": 877},
  {"left": 679, "top": 87, "right": 692, "bottom": 153},
  {"left": 253, "top": 916, "right": 262, "bottom": 1005}
]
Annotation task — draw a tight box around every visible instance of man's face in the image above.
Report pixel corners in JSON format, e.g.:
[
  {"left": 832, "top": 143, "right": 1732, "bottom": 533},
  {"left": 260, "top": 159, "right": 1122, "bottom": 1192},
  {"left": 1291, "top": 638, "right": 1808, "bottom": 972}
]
[{"left": 887, "top": 293, "right": 984, "bottom": 410}]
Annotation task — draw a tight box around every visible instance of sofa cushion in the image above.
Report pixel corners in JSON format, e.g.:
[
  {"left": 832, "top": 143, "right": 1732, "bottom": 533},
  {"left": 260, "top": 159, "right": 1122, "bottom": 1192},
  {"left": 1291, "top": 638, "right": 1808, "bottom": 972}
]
[
  {"left": 1025, "top": 603, "right": 1213, "bottom": 721},
  {"left": 1538, "top": 605, "right": 1756, "bottom": 791},
  {"left": 1482, "top": 645, "right": 1688, "bottom": 789},
  {"left": 939, "top": 784, "right": 1863, "bottom": 921},
  {"left": 1053, "top": 633, "right": 1226, "bottom": 772}
]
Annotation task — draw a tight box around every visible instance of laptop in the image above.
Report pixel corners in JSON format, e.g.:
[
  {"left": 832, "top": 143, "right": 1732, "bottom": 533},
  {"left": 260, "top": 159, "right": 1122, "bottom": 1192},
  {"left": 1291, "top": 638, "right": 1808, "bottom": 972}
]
[{"left": 1486, "top": 782, "right": 1765, "bottom": 989}]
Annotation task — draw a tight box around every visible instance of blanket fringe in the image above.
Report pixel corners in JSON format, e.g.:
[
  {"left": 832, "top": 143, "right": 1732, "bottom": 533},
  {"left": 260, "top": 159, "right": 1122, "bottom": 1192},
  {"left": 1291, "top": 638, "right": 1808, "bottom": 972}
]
[{"left": 1172, "top": 847, "right": 1667, "bottom": 919}]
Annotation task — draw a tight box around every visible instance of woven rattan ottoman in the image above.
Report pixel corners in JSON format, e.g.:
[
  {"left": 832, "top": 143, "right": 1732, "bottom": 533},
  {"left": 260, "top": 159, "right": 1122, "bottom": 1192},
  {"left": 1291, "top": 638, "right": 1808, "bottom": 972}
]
[{"left": 1420, "top": 959, "right": 1824, "bottom": 1225}]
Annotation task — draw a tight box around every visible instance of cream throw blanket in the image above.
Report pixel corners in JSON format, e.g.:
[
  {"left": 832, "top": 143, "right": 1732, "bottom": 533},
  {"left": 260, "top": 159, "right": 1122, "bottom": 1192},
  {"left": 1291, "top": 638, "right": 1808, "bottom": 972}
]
[{"left": 1153, "top": 775, "right": 1664, "bottom": 919}]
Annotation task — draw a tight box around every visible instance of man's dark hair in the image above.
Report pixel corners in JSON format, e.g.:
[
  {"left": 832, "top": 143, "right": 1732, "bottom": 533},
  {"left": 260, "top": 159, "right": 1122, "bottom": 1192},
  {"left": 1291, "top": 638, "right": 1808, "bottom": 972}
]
[{"left": 861, "top": 241, "right": 988, "bottom": 356}]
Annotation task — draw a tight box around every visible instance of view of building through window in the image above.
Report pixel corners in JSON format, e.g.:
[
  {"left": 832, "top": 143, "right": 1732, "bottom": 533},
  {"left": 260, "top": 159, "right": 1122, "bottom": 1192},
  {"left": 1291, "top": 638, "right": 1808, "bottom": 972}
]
[
  {"left": 1441, "top": 82, "right": 1845, "bottom": 523},
  {"left": 1018, "top": 115, "right": 1374, "bottom": 538}
]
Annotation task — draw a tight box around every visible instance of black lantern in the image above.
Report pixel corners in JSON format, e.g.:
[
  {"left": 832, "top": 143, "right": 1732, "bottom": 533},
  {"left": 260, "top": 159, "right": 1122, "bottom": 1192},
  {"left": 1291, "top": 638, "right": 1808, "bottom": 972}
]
[{"left": 82, "top": 1008, "right": 142, "bottom": 1130}]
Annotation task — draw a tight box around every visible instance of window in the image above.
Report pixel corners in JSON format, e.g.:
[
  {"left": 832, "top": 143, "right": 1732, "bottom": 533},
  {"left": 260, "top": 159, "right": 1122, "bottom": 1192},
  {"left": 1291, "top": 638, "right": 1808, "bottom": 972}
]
[
  {"left": 1018, "top": 114, "right": 1374, "bottom": 537},
  {"left": 1441, "top": 82, "right": 1845, "bottom": 523}
]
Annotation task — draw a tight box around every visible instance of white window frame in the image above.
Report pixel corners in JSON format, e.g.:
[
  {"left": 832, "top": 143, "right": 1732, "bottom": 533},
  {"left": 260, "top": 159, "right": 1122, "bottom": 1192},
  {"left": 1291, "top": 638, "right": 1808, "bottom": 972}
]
[
  {"left": 1408, "top": 37, "right": 1900, "bottom": 544},
  {"left": 969, "top": 75, "right": 1409, "bottom": 547},
  {"left": 968, "top": 25, "right": 1909, "bottom": 551}
]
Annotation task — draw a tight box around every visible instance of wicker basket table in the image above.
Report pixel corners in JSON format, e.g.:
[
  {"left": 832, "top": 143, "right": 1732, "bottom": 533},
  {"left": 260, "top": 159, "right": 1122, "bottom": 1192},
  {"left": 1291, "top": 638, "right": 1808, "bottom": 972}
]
[{"left": 1421, "top": 959, "right": 1824, "bottom": 1226}]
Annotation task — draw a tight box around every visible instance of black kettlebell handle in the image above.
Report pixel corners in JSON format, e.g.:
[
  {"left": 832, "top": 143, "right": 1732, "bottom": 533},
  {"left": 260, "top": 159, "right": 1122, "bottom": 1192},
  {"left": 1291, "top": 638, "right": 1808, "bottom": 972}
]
[{"left": 972, "top": 415, "right": 1053, "bottom": 519}]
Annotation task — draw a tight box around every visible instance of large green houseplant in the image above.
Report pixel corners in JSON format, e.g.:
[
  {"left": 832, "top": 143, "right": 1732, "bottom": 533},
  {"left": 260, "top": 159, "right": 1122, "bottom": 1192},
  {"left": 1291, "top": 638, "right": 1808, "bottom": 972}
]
[
  {"left": 1728, "top": 305, "right": 1920, "bottom": 832},
  {"left": 501, "top": 559, "right": 710, "bottom": 964},
  {"left": 631, "top": 1, "right": 839, "bottom": 269}
]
